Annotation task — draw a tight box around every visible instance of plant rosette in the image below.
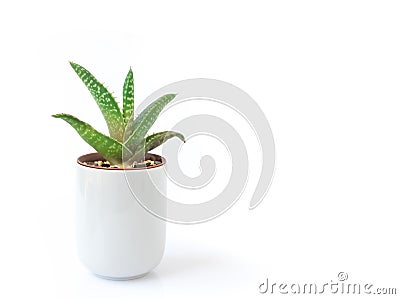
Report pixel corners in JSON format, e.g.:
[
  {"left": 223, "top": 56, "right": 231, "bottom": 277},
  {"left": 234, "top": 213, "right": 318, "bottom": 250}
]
[{"left": 53, "top": 63, "right": 185, "bottom": 280}]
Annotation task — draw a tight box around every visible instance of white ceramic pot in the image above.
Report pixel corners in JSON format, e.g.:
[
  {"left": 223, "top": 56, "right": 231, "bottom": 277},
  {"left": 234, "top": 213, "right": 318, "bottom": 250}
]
[{"left": 76, "top": 153, "right": 166, "bottom": 280}]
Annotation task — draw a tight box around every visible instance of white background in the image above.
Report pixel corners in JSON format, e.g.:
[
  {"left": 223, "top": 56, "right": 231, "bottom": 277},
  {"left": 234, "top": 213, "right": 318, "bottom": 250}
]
[{"left": 1, "top": 1, "right": 399, "bottom": 298}]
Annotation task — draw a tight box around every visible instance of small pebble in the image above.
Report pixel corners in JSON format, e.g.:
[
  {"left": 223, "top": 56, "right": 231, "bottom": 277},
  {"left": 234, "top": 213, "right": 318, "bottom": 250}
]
[
  {"left": 84, "top": 159, "right": 162, "bottom": 169},
  {"left": 134, "top": 163, "right": 146, "bottom": 168},
  {"left": 94, "top": 161, "right": 104, "bottom": 167}
]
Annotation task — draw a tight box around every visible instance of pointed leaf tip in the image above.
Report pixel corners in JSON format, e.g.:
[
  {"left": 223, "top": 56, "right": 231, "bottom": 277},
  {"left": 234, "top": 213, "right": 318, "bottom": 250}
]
[
  {"left": 69, "top": 62, "right": 125, "bottom": 141},
  {"left": 124, "top": 93, "right": 178, "bottom": 148},
  {"left": 51, "top": 113, "right": 129, "bottom": 164},
  {"left": 52, "top": 113, "right": 64, "bottom": 118},
  {"left": 123, "top": 67, "right": 135, "bottom": 124}
]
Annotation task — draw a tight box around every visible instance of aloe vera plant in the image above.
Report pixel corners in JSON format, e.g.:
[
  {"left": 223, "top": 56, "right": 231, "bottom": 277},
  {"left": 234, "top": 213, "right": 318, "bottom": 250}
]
[{"left": 53, "top": 62, "right": 185, "bottom": 166}]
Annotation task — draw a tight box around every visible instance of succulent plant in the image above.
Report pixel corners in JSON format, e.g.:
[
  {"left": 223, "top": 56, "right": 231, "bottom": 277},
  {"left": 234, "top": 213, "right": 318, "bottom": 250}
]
[{"left": 53, "top": 62, "right": 185, "bottom": 166}]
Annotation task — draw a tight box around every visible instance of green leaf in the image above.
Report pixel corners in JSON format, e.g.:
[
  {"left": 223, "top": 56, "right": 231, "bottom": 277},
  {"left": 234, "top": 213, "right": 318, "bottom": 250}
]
[
  {"left": 52, "top": 113, "right": 131, "bottom": 165},
  {"left": 69, "top": 62, "right": 125, "bottom": 142},
  {"left": 124, "top": 93, "right": 177, "bottom": 150},
  {"left": 145, "top": 131, "right": 185, "bottom": 151},
  {"left": 127, "top": 131, "right": 185, "bottom": 164},
  {"left": 122, "top": 67, "right": 134, "bottom": 125}
]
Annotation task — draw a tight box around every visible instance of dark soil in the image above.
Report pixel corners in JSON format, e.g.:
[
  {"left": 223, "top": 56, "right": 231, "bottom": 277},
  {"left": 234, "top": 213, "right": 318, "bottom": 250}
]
[{"left": 82, "top": 159, "right": 163, "bottom": 169}]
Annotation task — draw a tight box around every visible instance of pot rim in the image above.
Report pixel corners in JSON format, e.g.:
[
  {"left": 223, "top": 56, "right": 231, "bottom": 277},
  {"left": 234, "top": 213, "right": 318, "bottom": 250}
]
[{"left": 77, "top": 152, "right": 166, "bottom": 171}]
